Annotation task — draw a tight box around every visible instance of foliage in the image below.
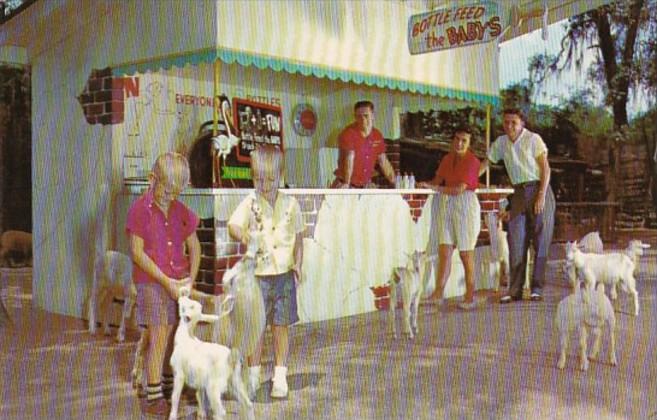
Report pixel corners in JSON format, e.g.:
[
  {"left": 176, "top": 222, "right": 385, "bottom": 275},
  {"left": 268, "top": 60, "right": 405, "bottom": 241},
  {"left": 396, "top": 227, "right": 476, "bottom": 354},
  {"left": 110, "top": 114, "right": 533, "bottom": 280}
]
[
  {"left": 528, "top": 0, "right": 656, "bottom": 129},
  {"left": 0, "top": 64, "right": 31, "bottom": 231}
]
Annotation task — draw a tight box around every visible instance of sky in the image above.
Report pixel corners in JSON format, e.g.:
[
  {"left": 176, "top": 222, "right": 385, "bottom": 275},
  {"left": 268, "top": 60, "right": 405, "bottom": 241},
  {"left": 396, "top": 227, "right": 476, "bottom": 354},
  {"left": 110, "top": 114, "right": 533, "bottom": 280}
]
[
  {"left": 499, "top": 20, "right": 601, "bottom": 107},
  {"left": 499, "top": 19, "right": 651, "bottom": 116}
]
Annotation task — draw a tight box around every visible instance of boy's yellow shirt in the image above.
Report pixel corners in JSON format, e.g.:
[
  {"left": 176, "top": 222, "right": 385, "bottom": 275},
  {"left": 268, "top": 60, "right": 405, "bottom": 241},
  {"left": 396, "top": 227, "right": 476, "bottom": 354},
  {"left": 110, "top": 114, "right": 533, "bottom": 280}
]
[{"left": 228, "top": 191, "right": 304, "bottom": 276}]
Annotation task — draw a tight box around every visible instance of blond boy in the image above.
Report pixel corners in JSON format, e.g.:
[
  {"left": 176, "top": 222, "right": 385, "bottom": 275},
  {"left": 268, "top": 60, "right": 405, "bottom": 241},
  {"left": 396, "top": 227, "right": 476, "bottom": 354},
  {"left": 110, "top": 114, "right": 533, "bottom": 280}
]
[
  {"left": 126, "top": 152, "right": 201, "bottom": 415},
  {"left": 228, "top": 145, "right": 304, "bottom": 398}
]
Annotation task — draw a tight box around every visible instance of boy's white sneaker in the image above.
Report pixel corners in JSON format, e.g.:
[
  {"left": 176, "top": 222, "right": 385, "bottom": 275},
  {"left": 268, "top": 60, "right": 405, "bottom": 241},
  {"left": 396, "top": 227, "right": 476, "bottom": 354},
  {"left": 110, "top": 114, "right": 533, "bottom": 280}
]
[
  {"left": 248, "top": 365, "right": 261, "bottom": 398},
  {"left": 270, "top": 366, "right": 288, "bottom": 399}
]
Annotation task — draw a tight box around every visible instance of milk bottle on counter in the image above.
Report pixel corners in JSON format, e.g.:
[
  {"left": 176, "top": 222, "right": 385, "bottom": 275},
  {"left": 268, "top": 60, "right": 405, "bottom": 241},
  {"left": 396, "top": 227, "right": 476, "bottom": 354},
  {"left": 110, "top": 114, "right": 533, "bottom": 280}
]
[{"left": 395, "top": 172, "right": 402, "bottom": 189}]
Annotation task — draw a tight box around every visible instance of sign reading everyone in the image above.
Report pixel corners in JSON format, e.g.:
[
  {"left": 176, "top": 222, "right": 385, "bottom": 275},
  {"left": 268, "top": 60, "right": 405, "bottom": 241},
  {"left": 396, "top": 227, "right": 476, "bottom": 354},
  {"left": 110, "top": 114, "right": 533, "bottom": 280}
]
[{"left": 407, "top": 2, "right": 502, "bottom": 55}]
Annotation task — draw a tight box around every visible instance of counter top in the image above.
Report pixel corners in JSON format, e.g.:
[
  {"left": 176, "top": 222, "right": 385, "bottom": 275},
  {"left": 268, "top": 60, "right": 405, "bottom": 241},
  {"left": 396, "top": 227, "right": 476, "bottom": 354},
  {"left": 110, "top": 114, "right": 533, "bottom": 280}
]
[{"left": 123, "top": 179, "right": 513, "bottom": 196}]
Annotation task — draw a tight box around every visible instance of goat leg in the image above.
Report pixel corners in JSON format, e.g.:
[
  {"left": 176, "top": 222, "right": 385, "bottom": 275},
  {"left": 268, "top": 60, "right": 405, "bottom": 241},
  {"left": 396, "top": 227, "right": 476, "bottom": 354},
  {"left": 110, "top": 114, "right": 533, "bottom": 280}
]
[
  {"left": 557, "top": 331, "right": 568, "bottom": 370},
  {"left": 131, "top": 330, "right": 148, "bottom": 395},
  {"left": 403, "top": 300, "right": 413, "bottom": 339},
  {"left": 117, "top": 289, "right": 133, "bottom": 342},
  {"left": 589, "top": 327, "right": 602, "bottom": 361},
  {"left": 609, "top": 320, "right": 617, "bottom": 366},
  {"left": 579, "top": 327, "right": 589, "bottom": 371},
  {"left": 388, "top": 283, "right": 398, "bottom": 340},
  {"left": 168, "top": 372, "right": 185, "bottom": 420}
]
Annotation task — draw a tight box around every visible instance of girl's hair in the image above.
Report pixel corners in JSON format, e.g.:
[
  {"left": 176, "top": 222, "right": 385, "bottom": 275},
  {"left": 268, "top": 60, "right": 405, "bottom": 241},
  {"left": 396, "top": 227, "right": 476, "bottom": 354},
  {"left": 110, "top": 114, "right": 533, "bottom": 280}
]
[
  {"left": 151, "top": 152, "right": 190, "bottom": 187},
  {"left": 250, "top": 144, "right": 284, "bottom": 174}
]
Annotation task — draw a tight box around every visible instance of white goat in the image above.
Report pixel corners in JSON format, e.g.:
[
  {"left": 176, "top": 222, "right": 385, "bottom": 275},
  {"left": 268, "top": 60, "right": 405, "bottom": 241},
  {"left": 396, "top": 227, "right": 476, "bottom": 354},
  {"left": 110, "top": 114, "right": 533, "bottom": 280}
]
[
  {"left": 565, "top": 241, "right": 639, "bottom": 316},
  {"left": 555, "top": 283, "right": 617, "bottom": 371},
  {"left": 169, "top": 286, "right": 254, "bottom": 420},
  {"left": 494, "top": 224, "right": 510, "bottom": 289},
  {"left": 388, "top": 251, "right": 431, "bottom": 340},
  {"left": 88, "top": 250, "right": 136, "bottom": 342}
]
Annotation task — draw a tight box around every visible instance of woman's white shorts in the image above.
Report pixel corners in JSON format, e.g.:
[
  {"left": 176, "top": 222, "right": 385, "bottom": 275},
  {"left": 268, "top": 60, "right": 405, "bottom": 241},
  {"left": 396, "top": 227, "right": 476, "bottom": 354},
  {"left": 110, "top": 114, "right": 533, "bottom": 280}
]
[{"left": 436, "top": 190, "right": 480, "bottom": 251}]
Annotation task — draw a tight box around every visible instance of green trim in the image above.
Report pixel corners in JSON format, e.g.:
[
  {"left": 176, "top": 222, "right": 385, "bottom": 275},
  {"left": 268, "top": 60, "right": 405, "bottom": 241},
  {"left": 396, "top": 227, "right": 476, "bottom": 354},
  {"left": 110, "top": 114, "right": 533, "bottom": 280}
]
[
  {"left": 113, "top": 47, "right": 499, "bottom": 106},
  {"left": 222, "top": 166, "right": 251, "bottom": 180}
]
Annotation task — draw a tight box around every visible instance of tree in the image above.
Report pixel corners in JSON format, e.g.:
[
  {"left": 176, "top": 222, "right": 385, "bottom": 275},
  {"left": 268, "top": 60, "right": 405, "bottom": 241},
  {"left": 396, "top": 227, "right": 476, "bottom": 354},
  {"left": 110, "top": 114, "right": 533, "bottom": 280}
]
[{"left": 529, "top": 0, "right": 655, "bottom": 130}]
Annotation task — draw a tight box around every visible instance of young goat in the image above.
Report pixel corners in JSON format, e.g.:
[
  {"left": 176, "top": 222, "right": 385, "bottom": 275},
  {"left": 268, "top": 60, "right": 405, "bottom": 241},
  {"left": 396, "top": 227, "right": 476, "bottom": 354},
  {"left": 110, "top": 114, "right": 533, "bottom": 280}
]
[
  {"left": 88, "top": 250, "right": 136, "bottom": 342},
  {"left": 555, "top": 283, "right": 617, "bottom": 371},
  {"left": 388, "top": 251, "right": 431, "bottom": 340},
  {"left": 494, "top": 222, "right": 510, "bottom": 289},
  {"left": 565, "top": 241, "right": 639, "bottom": 316},
  {"left": 169, "top": 286, "right": 254, "bottom": 420}
]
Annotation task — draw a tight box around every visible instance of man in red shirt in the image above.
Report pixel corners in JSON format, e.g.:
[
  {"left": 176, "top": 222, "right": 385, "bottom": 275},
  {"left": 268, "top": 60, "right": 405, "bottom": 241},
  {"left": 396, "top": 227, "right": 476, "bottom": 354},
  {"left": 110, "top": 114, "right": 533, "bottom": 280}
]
[{"left": 331, "top": 101, "right": 396, "bottom": 188}]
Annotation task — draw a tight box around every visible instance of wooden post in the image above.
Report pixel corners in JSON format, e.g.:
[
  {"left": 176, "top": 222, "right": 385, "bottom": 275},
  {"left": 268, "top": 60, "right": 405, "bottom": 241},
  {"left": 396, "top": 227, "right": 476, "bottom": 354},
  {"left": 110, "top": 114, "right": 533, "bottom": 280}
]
[
  {"left": 212, "top": 60, "right": 220, "bottom": 187},
  {"left": 484, "top": 104, "right": 491, "bottom": 188}
]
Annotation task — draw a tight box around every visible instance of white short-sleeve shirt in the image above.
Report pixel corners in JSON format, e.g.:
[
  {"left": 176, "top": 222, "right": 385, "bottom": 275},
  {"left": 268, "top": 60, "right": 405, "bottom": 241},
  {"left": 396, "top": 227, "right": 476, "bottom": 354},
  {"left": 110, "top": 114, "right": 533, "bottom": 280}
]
[
  {"left": 228, "top": 192, "right": 305, "bottom": 276},
  {"left": 488, "top": 128, "right": 548, "bottom": 185}
]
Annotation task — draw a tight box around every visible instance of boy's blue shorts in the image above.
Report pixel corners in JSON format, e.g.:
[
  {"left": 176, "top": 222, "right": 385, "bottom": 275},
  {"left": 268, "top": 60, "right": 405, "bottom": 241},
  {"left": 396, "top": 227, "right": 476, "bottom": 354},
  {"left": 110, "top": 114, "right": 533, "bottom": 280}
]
[{"left": 257, "top": 271, "right": 299, "bottom": 326}]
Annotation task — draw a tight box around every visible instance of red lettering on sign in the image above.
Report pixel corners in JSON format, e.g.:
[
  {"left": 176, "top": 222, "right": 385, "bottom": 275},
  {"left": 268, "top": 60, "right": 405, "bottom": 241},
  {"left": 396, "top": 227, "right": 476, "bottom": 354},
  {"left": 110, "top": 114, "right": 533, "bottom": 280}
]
[
  {"left": 488, "top": 16, "right": 502, "bottom": 37},
  {"left": 124, "top": 77, "right": 139, "bottom": 98}
]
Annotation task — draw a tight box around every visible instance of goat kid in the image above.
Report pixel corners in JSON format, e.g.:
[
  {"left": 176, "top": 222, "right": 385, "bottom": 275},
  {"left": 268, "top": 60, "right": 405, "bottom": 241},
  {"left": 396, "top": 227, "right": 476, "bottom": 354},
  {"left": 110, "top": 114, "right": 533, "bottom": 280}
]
[
  {"left": 493, "top": 222, "right": 510, "bottom": 289},
  {"left": 555, "top": 283, "right": 617, "bottom": 371},
  {"left": 388, "top": 251, "right": 431, "bottom": 340},
  {"left": 88, "top": 250, "right": 136, "bottom": 342},
  {"left": 169, "top": 286, "right": 254, "bottom": 420},
  {"left": 565, "top": 241, "right": 639, "bottom": 316}
]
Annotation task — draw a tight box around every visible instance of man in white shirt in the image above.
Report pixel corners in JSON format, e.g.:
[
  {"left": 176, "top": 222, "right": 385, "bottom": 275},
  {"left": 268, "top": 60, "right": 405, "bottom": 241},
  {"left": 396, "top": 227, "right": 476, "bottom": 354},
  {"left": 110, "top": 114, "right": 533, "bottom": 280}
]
[{"left": 486, "top": 108, "right": 555, "bottom": 303}]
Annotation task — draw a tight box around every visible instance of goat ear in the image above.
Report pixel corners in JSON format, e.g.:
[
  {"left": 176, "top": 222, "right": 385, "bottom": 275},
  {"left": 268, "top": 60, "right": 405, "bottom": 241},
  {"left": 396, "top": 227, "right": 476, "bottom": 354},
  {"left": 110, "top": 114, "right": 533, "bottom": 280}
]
[
  {"left": 217, "top": 294, "right": 235, "bottom": 318},
  {"left": 199, "top": 313, "right": 220, "bottom": 323},
  {"left": 179, "top": 286, "right": 191, "bottom": 298}
]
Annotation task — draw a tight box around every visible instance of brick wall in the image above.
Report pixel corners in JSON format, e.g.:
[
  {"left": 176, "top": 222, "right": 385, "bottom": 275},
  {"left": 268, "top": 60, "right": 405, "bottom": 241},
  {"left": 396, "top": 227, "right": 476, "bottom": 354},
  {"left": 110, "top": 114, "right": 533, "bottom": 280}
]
[
  {"left": 77, "top": 67, "right": 124, "bottom": 125},
  {"left": 190, "top": 190, "right": 508, "bottom": 295}
]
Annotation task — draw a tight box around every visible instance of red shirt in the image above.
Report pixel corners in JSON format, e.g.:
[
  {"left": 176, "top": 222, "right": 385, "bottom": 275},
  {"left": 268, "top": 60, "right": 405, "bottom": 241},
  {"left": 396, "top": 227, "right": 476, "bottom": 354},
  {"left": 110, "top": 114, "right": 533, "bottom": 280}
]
[
  {"left": 337, "top": 123, "right": 386, "bottom": 186},
  {"left": 126, "top": 190, "right": 200, "bottom": 284},
  {"left": 436, "top": 150, "right": 481, "bottom": 191}
]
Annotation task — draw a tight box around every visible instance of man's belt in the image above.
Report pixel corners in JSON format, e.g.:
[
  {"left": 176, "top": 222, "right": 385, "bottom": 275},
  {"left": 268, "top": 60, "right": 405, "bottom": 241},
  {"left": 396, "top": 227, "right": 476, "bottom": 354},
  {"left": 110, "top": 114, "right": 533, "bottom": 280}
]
[{"left": 513, "top": 180, "right": 539, "bottom": 188}]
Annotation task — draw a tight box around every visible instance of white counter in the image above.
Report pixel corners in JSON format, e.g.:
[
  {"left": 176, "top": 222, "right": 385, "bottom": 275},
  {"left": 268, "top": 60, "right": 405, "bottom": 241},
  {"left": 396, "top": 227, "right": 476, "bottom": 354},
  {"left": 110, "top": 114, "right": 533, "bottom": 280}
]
[{"left": 117, "top": 184, "right": 512, "bottom": 323}]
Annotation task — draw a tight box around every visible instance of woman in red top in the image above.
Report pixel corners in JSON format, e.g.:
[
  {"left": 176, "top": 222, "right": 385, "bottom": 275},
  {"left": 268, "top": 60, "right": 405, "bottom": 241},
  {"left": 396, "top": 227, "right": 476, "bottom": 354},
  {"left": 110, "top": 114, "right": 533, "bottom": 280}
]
[{"left": 419, "top": 127, "right": 484, "bottom": 309}]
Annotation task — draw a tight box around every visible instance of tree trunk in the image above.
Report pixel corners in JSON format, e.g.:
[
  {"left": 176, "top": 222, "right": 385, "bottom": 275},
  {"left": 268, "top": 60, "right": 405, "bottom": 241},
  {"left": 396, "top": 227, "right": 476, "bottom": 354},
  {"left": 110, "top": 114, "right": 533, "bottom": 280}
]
[{"left": 593, "top": 0, "right": 643, "bottom": 129}]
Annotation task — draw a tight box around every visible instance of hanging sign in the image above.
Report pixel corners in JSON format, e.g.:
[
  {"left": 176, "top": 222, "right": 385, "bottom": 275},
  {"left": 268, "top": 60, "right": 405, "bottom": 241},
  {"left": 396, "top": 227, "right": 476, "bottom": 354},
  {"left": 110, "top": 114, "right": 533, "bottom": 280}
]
[{"left": 407, "top": 1, "right": 503, "bottom": 55}]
